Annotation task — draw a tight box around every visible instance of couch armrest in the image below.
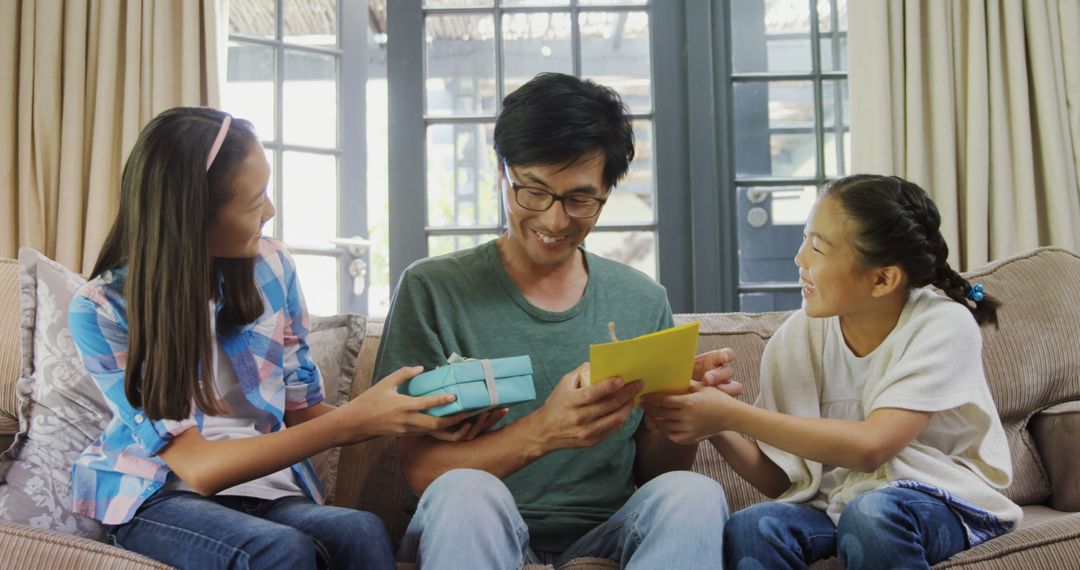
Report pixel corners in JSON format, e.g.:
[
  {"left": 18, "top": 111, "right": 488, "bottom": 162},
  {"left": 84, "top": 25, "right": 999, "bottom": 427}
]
[
  {"left": 0, "top": 522, "right": 172, "bottom": 569},
  {"left": 1031, "top": 402, "right": 1080, "bottom": 511}
]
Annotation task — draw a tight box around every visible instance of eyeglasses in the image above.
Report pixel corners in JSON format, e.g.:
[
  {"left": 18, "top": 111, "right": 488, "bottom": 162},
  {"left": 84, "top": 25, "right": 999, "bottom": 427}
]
[{"left": 502, "top": 162, "right": 607, "bottom": 219}]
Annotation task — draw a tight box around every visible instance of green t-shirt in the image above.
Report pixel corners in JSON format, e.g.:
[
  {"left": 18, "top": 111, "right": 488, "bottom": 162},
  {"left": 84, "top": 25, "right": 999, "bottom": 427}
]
[{"left": 374, "top": 239, "right": 674, "bottom": 552}]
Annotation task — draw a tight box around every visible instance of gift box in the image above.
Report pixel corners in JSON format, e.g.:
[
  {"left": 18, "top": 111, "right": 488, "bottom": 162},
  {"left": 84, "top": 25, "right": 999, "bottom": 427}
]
[{"left": 400, "top": 355, "right": 536, "bottom": 417}]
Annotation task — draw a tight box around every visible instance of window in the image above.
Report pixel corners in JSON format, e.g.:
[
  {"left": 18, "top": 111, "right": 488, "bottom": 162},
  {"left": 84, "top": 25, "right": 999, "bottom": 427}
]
[
  {"left": 224, "top": 0, "right": 373, "bottom": 316},
  {"left": 728, "top": 0, "right": 849, "bottom": 311},
  {"left": 388, "top": 0, "right": 659, "bottom": 286},
  {"left": 225, "top": 0, "right": 850, "bottom": 316}
]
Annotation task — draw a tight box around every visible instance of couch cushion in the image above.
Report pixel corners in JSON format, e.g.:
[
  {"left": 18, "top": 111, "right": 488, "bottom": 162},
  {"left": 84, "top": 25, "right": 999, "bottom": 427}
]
[
  {"left": 0, "top": 248, "right": 364, "bottom": 540},
  {"left": 676, "top": 311, "right": 792, "bottom": 514},
  {"left": 334, "top": 317, "right": 415, "bottom": 540},
  {"left": 965, "top": 247, "right": 1080, "bottom": 506},
  {"left": 1030, "top": 402, "right": 1080, "bottom": 512},
  {"left": 304, "top": 313, "right": 366, "bottom": 505},
  {"left": 0, "top": 259, "right": 19, "bottom": 436}
]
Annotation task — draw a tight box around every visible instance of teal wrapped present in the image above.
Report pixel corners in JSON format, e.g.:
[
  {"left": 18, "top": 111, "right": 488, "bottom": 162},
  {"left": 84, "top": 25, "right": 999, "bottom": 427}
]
[{"left": 400, "top": 355, "right": 536, "bottom": 417}]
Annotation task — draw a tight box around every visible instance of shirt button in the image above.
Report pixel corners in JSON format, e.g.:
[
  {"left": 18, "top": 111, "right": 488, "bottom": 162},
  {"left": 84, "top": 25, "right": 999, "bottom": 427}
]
[{"left": 134, "top": 414, "right": 144, "bottom": 424}]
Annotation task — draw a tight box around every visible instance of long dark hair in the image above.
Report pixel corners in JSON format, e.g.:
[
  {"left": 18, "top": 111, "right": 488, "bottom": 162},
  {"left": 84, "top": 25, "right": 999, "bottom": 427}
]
[
  {"left": 493, "top": 72, "right": 635, "bottom": 189},
  {"left": 92, "top": 107, "right": 266, "bottom": 420},
  {"left": 825, "top": 174, "right": 999, "bottom": 327}
]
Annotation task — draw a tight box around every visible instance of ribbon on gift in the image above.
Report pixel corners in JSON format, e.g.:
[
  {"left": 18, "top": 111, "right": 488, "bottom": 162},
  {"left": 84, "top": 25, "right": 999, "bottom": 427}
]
[{"left": 481, "top": 358, "right": 498, "bottom": 407}]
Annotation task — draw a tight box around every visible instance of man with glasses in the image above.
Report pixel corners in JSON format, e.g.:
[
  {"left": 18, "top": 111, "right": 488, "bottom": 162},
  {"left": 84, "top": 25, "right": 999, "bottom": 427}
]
[{"left": 376, "top": 73, "right": 736, "bottom": 569}]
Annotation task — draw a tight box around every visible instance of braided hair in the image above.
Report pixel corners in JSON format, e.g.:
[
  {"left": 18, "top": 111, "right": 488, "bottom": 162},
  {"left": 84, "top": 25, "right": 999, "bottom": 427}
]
[{"left": 824, "top": 174, "right": 999, "bottom": 327}]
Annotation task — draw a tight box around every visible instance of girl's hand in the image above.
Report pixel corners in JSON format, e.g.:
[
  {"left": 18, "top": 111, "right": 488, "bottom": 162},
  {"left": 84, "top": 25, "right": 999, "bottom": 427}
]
[
  {"left": 342, "top": 366, "right": 472, "bottom": 439},
  {"left": 640, "top": 382, "right": 740, "bottom": 445},
  {"left": 694, "top": 348, "right": 740, "bottom": 394},
  {"left": 429, "top": 408, "right": 509, "bottom": 442}
]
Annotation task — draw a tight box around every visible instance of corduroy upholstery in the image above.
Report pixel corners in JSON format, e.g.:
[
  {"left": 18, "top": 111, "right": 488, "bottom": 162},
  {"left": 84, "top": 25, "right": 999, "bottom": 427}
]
[{"left": 1, "top": 248, "right": 1078, "bottom": 569}]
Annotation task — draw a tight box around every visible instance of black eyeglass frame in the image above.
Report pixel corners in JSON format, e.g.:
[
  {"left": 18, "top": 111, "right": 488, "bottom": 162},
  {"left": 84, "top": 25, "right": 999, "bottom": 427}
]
[{"left": 501, "top": 161, "right": 608, "bottom": 219}]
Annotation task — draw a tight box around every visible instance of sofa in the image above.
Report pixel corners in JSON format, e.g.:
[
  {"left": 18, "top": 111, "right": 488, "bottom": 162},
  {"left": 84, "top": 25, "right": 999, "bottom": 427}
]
[{"left": 0, "top": 246, "right": 1078, "bottom": 569}]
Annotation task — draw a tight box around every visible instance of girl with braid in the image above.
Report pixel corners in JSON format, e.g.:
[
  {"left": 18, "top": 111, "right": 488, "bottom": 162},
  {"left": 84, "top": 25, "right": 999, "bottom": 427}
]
[{"left": 642, "top": 175, "right": 1020, "bottom": 569}]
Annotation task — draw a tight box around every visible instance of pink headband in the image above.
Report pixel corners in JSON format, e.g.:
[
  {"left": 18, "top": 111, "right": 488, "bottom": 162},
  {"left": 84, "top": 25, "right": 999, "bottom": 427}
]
[{"left": 205, "top": 114, "right": 232, "bottom": 171}]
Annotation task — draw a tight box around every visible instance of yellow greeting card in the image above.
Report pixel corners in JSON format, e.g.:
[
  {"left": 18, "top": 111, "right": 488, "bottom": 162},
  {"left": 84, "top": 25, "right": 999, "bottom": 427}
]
[{"left": 588, "top": 321, "right": 700, "bottom": 404}]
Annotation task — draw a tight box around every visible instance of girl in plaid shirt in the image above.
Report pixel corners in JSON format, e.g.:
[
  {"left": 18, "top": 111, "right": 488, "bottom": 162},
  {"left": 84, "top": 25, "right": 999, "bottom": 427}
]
[{"left": 70, "top": 108, "right": 491, "bottom": 569}]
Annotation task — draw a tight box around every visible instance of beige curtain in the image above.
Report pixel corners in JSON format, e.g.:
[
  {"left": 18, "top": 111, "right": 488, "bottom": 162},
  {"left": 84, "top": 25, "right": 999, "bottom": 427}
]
[
  {"left": 849, "top": 0, "right": 1080, "bottom": 270},
  {"left": 0, "top": 0, "right": 222, "bottom": 273}
]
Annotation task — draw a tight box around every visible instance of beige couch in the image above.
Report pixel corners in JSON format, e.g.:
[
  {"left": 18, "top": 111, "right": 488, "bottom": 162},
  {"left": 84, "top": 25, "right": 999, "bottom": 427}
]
[{"left": 0, "top": 247, "right": 1078, "bottom": 569}]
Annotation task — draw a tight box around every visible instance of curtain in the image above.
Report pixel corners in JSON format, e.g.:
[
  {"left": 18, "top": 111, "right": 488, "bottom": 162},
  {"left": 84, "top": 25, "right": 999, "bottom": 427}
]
[
  {"left": 0, "top": 0, "right": 222, "bottom": 273},
  {"left": 849, "top": 0, "right": 1080, "bottom": 269}
]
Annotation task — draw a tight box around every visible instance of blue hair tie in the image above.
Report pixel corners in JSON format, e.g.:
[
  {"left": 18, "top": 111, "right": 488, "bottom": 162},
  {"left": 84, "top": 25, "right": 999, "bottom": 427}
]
[{"left": 967, "top": 283, "right": 985, "bottom": 302}]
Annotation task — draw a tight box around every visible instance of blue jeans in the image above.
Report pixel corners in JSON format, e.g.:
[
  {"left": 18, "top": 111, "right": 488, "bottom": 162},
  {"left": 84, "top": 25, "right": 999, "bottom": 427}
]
[
  {"left": 398, "top": 468, "right": 730, "bottom": 569},
  {"left": 107, "top": 490, "right": 395, "bottom": 570},
  {"left": 724, "top": 487, "right": 969, "bottom": 569}
]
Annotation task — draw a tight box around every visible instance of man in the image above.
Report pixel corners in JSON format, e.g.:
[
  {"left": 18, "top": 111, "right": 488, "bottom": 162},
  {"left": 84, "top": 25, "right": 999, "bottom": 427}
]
[{"left": 375, "top": 73, "right": 738, "bottom": 569}]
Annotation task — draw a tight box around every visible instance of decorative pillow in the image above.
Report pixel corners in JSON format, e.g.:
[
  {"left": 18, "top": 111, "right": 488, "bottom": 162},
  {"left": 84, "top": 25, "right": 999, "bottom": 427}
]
[
  {"left": 0, "top": 248, "right": 364, "bottom": 540},
  {"left": 304, "top": 313, "right": 365, "bottom": 505},
  {"left": 0, "top": 248, "right": 107, "bottom": 540},
  {"left": 1030, "top": 401, "right": 1080, "bottom": 512}
]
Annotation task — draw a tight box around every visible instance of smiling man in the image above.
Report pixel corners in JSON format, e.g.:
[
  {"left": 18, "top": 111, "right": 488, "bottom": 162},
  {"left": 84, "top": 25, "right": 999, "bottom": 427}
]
[{"left": 375, "top": 73, "right": 736, "bottom": 569}]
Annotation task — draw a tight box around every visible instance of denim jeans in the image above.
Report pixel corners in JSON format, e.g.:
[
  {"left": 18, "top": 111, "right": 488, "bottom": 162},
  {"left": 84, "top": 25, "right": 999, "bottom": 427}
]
[
  {"left": 724, "top": 487, "right": 969, "bottom": 570},
  {"left": 107, "top": 490, "right": 396, "bottom": 570},
  {"left": 398, "top": 468, "right": 730, "bottom": 570}
]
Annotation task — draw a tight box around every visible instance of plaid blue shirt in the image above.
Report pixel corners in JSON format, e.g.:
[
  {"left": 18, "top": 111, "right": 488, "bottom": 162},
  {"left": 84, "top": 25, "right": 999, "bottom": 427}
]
[{"left": 69, "top": 238, "right": 325, "bottom": 524}]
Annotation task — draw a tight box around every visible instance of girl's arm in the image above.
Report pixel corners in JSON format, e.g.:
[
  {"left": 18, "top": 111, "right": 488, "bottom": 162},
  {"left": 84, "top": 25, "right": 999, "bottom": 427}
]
[
  {"left": 160, "top": 366, "right": 468, "bottom": 496},
  {"left": 708, "top": 431, "right": 790, "bottom": 498},
  {"left": 643, "top": 386, "right": 932, "bottom": 474},
  {"left": 284, "top": 402, "right": 336, "bottom": 426}
]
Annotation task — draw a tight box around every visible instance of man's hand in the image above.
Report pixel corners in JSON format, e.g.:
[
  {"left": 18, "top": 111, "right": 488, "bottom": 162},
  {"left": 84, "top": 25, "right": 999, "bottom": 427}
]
[
  {"left": 693, "top": 348, "right": 741, "bottom": 397},
  {"left": 526, "top": 362, "right": 643, "bottom": 454},
  {"left": 429, "top": 408, "right": 509, "bottom": 442}
]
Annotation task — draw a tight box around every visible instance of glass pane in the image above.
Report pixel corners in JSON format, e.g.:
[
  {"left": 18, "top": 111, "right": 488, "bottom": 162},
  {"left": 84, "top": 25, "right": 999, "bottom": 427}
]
[
  {"left": 229, "top": 0, "right": 275, "bottom": 38},
  {"left": 579, "top": 0, "right": 648, "bottom": 5},
  {"left": 734, "top": 81, "right": 816, "bottom": 178},
  {"left": 751, "top": 185, "right": 818, "bottom": 226},
  {"left": 282, "top": 151, "right": 337, "bottom": 246},
  {"left": 502, "top": 0, "right": 569, "bottom": 5},
  {"left": 425, "top": 15, "right": 497, "bottom": 117},
  {"left": 824, "top": 131, "right": 851, "bottom": 178},
  {"left": 502, "top": 12, "right": 573, "bottom": 96},
  {"left": 263, "top": 146, "right": 279, "bottom": 238},
  {"left": 426, "top": 123, "right": 499, "bottom": 228},
  {"left": 823, "top": 79, "right": 849, "bottom": 176},
  {"left": 424, "top": 0, "right": 493, "bottom": 6},
  {"left": 737, "top": 185, "right": 805, "bottom": 284},
  {"left": 284, "top": 0, "right": 337, "bottom": 47},
  {"left": 579, "top": 11, "right": 652, "bottom": 114},
  {"left": 820, "top": 34, "right": 848, "bottom": 72},
  {"left": 818, "top": 0, "right": 848, "bottom": 32},
  {"left": 367, "top": 76, "right": 391, "bottom": 317},
  {"left": 602, "top": 120, "right": 653, "bottom": 224},
  {"left": 731, "top": 0, "right": 812, "bottom": 73},
  {"left": 292, "top": 254, "right": 338, "bottom": 316},
  {"left": 225, "top": 42, "right": 275, "bottom": 140},
  {"left": 428, "top": 234, "right": 499, "bottom": 257},
  {"left": 283, "top": 50, "right": 337, "bottom": 148},
  {"left": 586, "top": 231, "right": 657, "bottom": 279}
]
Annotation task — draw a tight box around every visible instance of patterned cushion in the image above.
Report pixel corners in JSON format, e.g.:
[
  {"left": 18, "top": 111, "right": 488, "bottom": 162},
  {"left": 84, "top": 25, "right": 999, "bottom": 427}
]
[
  {"left": 0, "top": 249, "right": 107, "bottom": 539},
  {"left": 0, "top": 248, "right": 362, "bottom": 540}
]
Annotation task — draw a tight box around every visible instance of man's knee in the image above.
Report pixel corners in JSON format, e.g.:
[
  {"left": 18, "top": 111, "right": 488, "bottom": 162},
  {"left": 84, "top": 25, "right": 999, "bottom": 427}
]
[
  {"left": 419, "top": 469, "right": 517, "bottom": 519},
  {"left": 640, "top": 471, "right": 728, "bottom": 515}
]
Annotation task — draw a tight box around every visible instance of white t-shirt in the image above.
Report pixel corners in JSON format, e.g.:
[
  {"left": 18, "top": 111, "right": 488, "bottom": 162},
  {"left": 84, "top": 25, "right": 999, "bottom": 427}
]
[
  {"left": 163, "top": 304, "right": 304, "bottom": 500},
  {"left": 755, "top": 287, "right": 1021, "bottom": 541}
]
